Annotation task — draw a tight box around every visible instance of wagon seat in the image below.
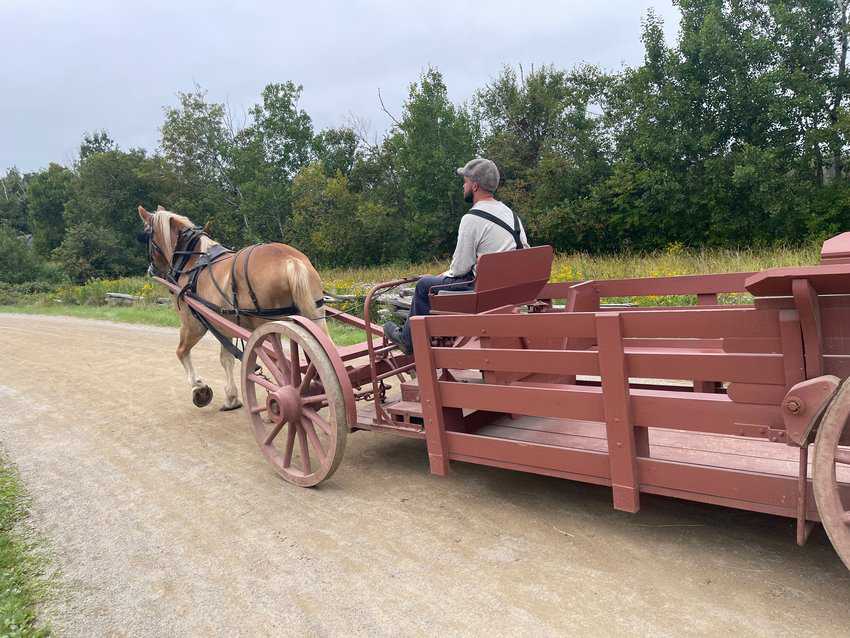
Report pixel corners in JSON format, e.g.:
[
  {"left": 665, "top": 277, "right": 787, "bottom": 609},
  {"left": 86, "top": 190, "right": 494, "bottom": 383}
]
[{"left": 428, "top": 245, "right": 554, "bottom": 315}]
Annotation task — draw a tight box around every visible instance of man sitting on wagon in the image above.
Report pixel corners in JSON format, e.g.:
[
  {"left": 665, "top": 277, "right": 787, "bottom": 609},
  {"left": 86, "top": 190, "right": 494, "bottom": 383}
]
[{"left": 383, "top": 157, "right": 529, "bottom": 355}]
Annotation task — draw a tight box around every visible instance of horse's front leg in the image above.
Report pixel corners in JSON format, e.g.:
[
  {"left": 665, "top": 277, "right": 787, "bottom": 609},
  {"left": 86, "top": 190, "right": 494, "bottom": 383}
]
[
  {"left": 219, "top": 344, "right": 243, "bottom": 411},
  {"left": 177, "top": 319, "right": 213, "bottom": 408}
]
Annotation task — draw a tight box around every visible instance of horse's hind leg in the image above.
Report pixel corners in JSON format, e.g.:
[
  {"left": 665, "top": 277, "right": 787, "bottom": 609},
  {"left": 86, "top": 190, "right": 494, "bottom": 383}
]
[
  {"left": 177, "top": 316, "right": 213, "bottom": 407},
  {"left": 219, "top": 344, "right": 242, "bottom": 411}
]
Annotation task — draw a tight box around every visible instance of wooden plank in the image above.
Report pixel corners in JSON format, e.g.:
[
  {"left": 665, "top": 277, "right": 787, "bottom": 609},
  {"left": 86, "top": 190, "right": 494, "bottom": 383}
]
[
  {"left": 638, "top": 457, "right": 799, "bottom": 510},
  {"left": 792, "top": 279, "right": 824, "bottom": 378},
  {"left": 621, "top": 308, "right": 780, "bottom": 339},
  {"left": 626, "top": 351, "right": 785, "bottom": 384},
  {"left": 592, "top": 272, "right": 753, "bottom": 297},
  {"left": 409, "top": 317, "right": 450, "bottom": 476},
  {"left": 726, "top": 383, "right": 786, "bottom": 405},
  {"left": 432, "top": 347, "right": 599, "bottom": 376},
  {"left": 779, "top": 310, "right": 806, "bottom": 391},
  {"left": 445, "top": 431, "right": 611, "bottom": 480},
  {"left": 442, "top": 381, "right": 781, "bottom": 437},
  {"left": 722, "top": 337, "right": 782, "bottom": 353},
  {"left": 597, "top": 312, "right": 642, "bottom": 512},
  {"left": 423, "top": 312, "right": 597, "bottom": 338},
  {"left": 439, "top": 381, "right": 605, "bottom": 422},
  {"left": 630, "top": 390, "right": 781, "bottom": 434}
]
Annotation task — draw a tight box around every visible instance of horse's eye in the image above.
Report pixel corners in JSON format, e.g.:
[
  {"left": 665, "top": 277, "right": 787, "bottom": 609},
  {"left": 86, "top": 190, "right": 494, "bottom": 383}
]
[{"left": 136, "top": 231, "right": 149, "bottom": 244}]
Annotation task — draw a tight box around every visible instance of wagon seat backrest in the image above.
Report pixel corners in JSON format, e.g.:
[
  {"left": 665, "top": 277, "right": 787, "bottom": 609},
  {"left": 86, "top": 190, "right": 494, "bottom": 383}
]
[{"left": 429, "top": 245, "right": 554, "bottom": 315}]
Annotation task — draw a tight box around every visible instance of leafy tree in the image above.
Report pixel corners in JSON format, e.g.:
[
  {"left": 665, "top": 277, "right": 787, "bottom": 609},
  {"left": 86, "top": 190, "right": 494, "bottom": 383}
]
[
  {"left": 79, "top": 130, "right": 117, "bottom": 162},
  {"left": 0, "top": 168, "right": 30, "bottom": 234},
  {"left": 52, "top": 222, "right": 124, "bottom": 283},
  {"left": 386, "top": 67, "right": 479, "bottom": 260},
  {"left": 0, "top": 225, "right": 45, "bottom": 284},
  {"left": 64, "top": 148, "right": 178, "bottom": 276},
  {"left": 26, "top": 163, "right": 75, "bottom": 256}
]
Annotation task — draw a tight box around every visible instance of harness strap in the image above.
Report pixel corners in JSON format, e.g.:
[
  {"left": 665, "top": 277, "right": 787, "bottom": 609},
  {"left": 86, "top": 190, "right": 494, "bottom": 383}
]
[
  {"left": 467, "top": 209, "right": 524, "bottom": 250},
  {"left": 243, "top": 244, "right": 262, "bottom": 311},
  {"left": 188, "top": 305, "right": 244, "bottom": 360}
]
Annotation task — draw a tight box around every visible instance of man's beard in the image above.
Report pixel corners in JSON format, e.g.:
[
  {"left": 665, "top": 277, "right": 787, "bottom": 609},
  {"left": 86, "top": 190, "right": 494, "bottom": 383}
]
[{"left": 464, "top": 190, "right": 474, "bottom": 204}]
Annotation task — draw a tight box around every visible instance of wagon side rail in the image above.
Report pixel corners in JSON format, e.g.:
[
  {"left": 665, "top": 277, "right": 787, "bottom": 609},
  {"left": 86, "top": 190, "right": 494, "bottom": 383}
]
[
  {"left": 538, "top": 271, "right": 755, "bottom": 309},
  {"left": 408, "top": 305, "right": 848, "bottom": 523}
]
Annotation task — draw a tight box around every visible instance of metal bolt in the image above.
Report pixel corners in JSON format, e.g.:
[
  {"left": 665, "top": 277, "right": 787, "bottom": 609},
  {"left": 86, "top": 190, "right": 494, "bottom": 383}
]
[{"left": 784, "top": 397, "right": 803, "bottom": 415}]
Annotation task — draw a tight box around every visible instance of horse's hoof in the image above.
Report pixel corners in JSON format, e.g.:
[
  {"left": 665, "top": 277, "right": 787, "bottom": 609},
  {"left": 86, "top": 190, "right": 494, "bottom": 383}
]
[
  {"left": 192, "top": 385, "right": 213, "bottom": 408},
  {"left": 219, "top": 401, "right": 243, "bottom": 412}
]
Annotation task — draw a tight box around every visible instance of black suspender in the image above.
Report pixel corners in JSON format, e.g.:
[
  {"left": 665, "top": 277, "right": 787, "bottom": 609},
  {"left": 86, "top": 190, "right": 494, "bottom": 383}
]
[{"left": 467, "top": 208, "right": 524, "bottom": 249}]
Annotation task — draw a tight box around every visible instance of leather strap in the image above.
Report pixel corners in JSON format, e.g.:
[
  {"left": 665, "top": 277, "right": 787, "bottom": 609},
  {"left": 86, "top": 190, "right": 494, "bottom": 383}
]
[{"left": 467, "top": 209, "right": 523, "bottom": 249}]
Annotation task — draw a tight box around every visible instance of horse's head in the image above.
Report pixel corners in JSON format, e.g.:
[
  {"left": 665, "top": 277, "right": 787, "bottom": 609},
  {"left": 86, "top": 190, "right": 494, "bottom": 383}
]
[{"left": 137, "top": 205, "right": 198, "bottom": 279}]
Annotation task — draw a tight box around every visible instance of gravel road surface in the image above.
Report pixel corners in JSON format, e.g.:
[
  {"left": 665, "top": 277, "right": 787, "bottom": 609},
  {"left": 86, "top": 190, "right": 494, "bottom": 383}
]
[{"left": 1, "top": 313, "right": 849, "bottom": 637}]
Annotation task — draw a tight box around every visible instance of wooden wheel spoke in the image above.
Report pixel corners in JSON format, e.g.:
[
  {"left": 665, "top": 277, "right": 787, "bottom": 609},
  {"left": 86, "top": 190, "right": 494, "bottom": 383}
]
[
  {"left": 302, "top": 394, "right": 328, "bottom": 407},
  {"left": 842, "top": 511, "right": 850, "bottom": 526},
  {"left": 304, "top": 407, "right": 333, "bottom": 437},
  {"left": 251, "top": 404, "right": 267, "bottom": 414},
  {"left": 264, "top": 421, "right": 285, "bottom": 446},
  {"left": 290, "top": 340, "right": 302, "bottom": 387},
  {"left": 835, "top": 448, "right": 850, "bottom": 465},
  {"left": 297, "top": 423, "right": 311, "bottom": 474},
  {"left": 282, "top": 423, "right": 297, "bottom": 469},
  {"left": 247, "top": 372, "right": 278, "bottom": 393},
  {"left": 257, "top": 340, "right": 288, "bottom": 386},
  {"left": 302, "top": 419, "right": 326, "bottom": 463},
  {"left": 299, "top": 363, "right": 317, "bottom": 395}
]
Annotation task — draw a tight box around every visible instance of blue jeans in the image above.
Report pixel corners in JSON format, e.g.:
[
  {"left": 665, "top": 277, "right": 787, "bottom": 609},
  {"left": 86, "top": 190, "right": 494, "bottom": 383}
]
[{"left": 401, "top": 273, "right": 474, "bottom": 346}]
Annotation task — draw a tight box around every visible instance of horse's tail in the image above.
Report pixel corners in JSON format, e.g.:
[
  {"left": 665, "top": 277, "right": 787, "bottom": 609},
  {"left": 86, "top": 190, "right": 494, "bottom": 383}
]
[{"left": 285, "top": 258, "right": 326, "bottom": 332}]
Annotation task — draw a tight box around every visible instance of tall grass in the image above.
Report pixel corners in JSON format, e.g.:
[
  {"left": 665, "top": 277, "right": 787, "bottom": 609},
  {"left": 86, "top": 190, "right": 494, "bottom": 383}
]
[
  {"left": 0, "top": 242, "right": 823, "bottom": 317},
  {"left": 0, "top": 454, "right": 50, "bottom": 637}
]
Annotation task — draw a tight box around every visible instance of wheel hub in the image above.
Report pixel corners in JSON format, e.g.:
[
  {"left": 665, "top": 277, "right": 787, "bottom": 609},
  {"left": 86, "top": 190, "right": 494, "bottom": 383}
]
[{"left": 266, "top": 386, "right": 302, "bottom": 426}]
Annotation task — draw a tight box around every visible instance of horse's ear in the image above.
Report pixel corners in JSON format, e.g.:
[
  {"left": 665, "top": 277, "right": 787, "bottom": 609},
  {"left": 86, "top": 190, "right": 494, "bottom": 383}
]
[
  {"left": 202, "top": 220, "right": 212, "bottom": 235},
  {"left": 156, "top": 205, "right": 166, "bottom": 211},
  {"left": 138, "top": 205, "right": 152, "bottom": 222}
]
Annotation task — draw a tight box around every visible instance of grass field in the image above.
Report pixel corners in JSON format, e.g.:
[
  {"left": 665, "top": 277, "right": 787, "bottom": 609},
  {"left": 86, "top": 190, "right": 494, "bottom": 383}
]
[
  {"left": 0, "top": 243, "right": 822, "bottom": 341},
  {"left": 0, "top": 455, "right": 50, "bottom": 637}
]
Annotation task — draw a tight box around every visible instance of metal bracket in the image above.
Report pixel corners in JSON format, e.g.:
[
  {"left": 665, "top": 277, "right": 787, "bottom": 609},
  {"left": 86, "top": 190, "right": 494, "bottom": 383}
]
[{"left": 782, "top": 375, "right": 841, "bottom": 447}]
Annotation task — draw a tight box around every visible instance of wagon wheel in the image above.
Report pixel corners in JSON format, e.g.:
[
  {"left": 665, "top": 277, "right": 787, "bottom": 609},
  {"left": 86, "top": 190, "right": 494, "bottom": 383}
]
[
  {"left": 241, "top": 320, "right": 351, "bottom": 487},
  {"left": 813, "top": 377, "right": 850, "bottom": 569}
]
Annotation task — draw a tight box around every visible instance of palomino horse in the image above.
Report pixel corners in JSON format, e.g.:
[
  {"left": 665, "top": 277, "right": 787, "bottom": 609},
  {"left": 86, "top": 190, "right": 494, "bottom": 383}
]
[{"left": 137, "top": 205, "right": 326, "bottom": 411}]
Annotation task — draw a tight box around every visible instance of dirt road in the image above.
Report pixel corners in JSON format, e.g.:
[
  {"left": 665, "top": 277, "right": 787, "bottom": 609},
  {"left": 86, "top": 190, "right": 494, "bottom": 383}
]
[{"left": 1, "top": 313, "right": 849, "bottom": 637}]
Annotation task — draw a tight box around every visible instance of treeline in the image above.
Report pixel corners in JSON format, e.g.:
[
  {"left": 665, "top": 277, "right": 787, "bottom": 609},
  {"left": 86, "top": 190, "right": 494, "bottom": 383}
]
[{"left": 3, "top": 1, "right": 850, "bottom": 285}]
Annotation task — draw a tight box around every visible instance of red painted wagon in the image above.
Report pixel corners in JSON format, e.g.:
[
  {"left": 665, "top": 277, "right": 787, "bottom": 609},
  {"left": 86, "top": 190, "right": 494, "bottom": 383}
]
[{"left": 158, "top": 233, "right": 850, "bottom": 570}]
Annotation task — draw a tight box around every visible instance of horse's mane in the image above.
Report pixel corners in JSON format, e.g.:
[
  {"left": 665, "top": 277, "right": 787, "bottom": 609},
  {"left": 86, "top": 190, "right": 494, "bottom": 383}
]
[{"left": 152, "top": 211, "right": 218, "bottom": 263}]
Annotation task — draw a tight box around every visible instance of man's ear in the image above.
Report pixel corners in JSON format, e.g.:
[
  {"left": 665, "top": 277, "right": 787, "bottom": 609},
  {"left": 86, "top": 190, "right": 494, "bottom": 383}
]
[{"left": 138, "top": 205, "right": 152, "bottom": 223}]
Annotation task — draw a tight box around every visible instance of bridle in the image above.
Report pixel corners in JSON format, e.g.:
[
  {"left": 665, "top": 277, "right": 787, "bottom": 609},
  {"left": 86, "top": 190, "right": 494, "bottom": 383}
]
[{"left": 139, "top": 223, "right": 216, "bottom": 284}]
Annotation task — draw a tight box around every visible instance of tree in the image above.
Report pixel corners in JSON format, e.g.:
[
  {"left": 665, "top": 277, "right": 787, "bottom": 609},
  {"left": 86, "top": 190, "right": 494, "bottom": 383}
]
[
  {"left": 0, "top": 225, "right": 45, "bottom": 284},
  {"left": 52, "top": 222, "right": 124, "bottom": 283},
  {"left": 387, "top": 67, "right": 479, "bottom": 260},
  {"left": 26, "top": 163, "right": 75, "bottom": 256},
  {"left": 79, "top": 130, "right": 117, "bottom": 162},
  {"left": 0, "top": 168, "right": 30, "bottom": 234},
  {"left": 63, "top": 148, "right": 178, "bottom": 277}
]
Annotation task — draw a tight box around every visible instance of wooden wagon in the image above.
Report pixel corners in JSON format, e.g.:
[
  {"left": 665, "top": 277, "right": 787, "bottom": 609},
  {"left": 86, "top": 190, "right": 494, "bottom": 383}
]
[{"left": 157, "top": 233, "right": 850, "bottom": 569}]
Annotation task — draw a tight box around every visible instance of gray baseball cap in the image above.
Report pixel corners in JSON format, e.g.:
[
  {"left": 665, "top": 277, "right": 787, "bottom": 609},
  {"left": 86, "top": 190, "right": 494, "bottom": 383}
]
[{"left": 456, "top": 158, "right": 500, "bottom": 192}]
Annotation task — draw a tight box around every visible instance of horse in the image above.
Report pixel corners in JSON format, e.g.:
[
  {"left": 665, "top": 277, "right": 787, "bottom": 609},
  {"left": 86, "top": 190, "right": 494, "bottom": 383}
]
[{"left": 137, "top": 205, "right": 326, "bottom": 411}]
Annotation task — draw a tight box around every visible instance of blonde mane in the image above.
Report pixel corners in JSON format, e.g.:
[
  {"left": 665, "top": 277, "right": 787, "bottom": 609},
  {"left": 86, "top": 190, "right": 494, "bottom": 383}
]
[{"left": 152, "top": 210, "right": 218, "bottom": 263}]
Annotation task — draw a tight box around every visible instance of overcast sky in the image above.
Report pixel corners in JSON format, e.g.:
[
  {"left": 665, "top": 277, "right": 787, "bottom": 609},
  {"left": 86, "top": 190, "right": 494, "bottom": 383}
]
[{"left": 1, "top": 1, "right": 680, "bottom": 173}]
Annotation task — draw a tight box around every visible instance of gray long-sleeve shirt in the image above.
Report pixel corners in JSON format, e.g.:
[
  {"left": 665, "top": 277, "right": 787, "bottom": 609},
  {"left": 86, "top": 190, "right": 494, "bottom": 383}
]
[{"left": 446, "top": 199, "right": 530, "bottom": 277}]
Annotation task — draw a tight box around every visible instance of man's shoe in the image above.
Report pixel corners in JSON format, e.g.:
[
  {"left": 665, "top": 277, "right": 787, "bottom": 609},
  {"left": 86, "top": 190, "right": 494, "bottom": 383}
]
[{"left": 383, "top": 321, "right": 412, "bottom": 355}]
